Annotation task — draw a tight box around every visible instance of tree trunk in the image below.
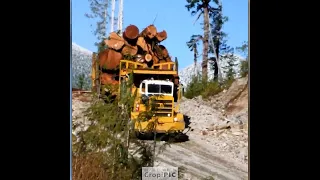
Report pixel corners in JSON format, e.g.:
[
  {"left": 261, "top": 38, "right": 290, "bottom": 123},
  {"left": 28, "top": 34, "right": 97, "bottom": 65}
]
[
  {"left": 214, "top": 40, "right": 220, "bottom": 81},
  {"left": 110, "top": 0, "right": 116, "bottom": 32},
  {"left": 193, "top": 45, "right": 198, "bottom": 75},
  {"left": 212, "top": 57, "right": 219, "bottom": 81},
  {"left": 202, "top": 6, "right": 210, "bottom": 82}
]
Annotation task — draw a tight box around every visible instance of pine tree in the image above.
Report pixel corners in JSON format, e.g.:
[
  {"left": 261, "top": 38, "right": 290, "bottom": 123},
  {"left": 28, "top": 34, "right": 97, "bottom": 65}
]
[
  {"left": 185, "top": 0, "right": 222, "bottom": 82},
  {"left": 186, "top": 35, "right": 201, "bottom": 75},
  {"left": 222, "top": 54, "right": 237, "bottom": 81},
  {"left": 75, "top": 73, "right": 86, "bottom": 90},
  {"left": 207, "top": 0, "right": 229, "bottom": 82},
  {"left": 85, "top": 0, "right": 111, "bottom": 47},
  {"left": 236, "top": 41, "right": 248, "bottom": 77}
]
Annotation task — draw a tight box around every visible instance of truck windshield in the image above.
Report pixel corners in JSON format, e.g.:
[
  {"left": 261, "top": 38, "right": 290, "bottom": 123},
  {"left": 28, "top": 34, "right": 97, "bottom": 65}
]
[{"left": 148, "top": 84, "right": 172, "bottom": 94}]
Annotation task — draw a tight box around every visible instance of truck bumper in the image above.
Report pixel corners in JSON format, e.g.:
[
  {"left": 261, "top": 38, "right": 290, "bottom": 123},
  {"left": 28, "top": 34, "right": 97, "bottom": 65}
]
[{"left": 134, "top": 121, "right": 185, "bottom": 133}]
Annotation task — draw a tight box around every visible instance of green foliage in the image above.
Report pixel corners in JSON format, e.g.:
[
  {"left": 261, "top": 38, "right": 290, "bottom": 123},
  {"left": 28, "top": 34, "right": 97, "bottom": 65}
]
[
  {"left": 222, "top": 54, "right": 238, "bottom": 81},
  {"left": 75, "top": 73, "right": 87, "bottom": 90},
  {"left": 74, "top": 73, "right": 90, "bottom": 90},
  {"left": 186, "top": 35, "right": 201, "bottom": 67},
  {"left": 122, "top": 54, "right": 136, "bottom": 61},
  {"left": 184, "top": 75, "right": 203, "bottom": 99},
  {"left": 240, "top": 60, "right": 248, "bottom": 77},
  {"left": 184, "top": 74, "right": 234, "bottom": 99},
  {"left": 236, "top": 41, "right": 248, "bottom": 59},
  {"left": 98, "top": 40, "right": 108, "bottom": 53},
  {"left": 236, "top": 41, "right": 248, "bottom": 77},
  {"left": 85, "top": 0, "right": 110, "bottom": 46}
]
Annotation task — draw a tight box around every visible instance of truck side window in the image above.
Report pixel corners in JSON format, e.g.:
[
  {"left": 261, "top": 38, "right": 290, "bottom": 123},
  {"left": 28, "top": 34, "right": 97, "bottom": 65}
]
[{"left": 141, "top": 83, "right": 146, "bottom": 93}]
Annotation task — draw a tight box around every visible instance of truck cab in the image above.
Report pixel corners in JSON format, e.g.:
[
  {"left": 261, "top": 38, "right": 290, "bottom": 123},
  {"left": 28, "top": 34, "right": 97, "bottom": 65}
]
[
  {"left": 132, "top": 78, "right": 185, "bottom": 134},
  {"left": 114, "top": 60, "right": 185, "bottom": 134}
]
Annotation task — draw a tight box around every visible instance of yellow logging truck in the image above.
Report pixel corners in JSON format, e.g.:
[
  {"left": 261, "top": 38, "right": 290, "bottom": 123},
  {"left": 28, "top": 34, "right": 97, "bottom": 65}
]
[{"left": 92, "top": 58, "right": 185, "bottom": 136}]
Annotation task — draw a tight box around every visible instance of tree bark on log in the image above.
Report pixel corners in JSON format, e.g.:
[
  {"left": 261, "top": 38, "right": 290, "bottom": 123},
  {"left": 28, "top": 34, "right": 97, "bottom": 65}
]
[
  {"left": 99, "top": 49, "right": 123, "bottom": 70},
  {"left": 158, "top": 45, "right": 169, "bottom": 58},
  {"left": 147, "top": 43, "right": 155, "bottom": 56},
  {"left": 121, "top": 44, "right": 138, "bottom": 56},
  {"left": 152, "top": 55, "right": 159, "bottom": 64},
  {"left": 154, "top": 45, "right": 169, "bottom": 60},
  {"left": 136, "top": 37, "right": 148, "bottom": 52},
  {"left": 100, "top": 73, "right": 119, "bottom": 85}
]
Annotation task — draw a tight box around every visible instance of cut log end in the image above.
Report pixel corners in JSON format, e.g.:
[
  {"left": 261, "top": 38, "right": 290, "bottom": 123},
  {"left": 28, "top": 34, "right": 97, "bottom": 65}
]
[
  {"left": 145, "top": 54, "right": 152, "bottom": 62},
  {"left": 142, "top": 25, "right": 157, "bottom": 39},
  {"left": 156, "top": 30, "right": 167, "bottom": 42},
  {"left": 123, "top": 25, "right": 139, "bottom": 40}
]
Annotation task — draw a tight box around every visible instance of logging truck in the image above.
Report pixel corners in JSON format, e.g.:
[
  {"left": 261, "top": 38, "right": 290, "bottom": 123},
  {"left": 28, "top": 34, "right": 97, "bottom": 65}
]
[
  {"left": 91, "top": 24, "right": 185, "bottom": 135},
  {"left": 91, "top": 58, "right": 185, "bottom": 135}
]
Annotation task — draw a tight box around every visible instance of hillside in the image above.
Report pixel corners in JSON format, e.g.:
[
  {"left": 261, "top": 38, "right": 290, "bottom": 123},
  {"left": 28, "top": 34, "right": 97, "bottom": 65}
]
[{"left": 72, "top": 43, "right": 93, "bottom": 90}]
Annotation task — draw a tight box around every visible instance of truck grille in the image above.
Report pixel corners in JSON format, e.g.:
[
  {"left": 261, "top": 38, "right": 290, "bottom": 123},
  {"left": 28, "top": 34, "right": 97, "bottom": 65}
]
[{"left": 153, "top": 100, "right": 173, "bottom": 117}]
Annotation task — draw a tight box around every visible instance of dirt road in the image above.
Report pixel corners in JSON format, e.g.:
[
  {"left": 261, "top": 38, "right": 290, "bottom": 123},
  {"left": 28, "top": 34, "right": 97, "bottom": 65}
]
[{"left": 152, "top": 136, "right": 248, "bottom": 180}]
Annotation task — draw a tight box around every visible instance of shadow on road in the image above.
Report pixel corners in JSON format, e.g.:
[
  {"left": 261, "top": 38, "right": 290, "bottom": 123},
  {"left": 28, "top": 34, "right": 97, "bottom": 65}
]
[
  {"left": 184, "top": 115, "right": 191, "bottom": 128},
  {"left": 136, "top": 133, "right": 189, "bottom": 142}
]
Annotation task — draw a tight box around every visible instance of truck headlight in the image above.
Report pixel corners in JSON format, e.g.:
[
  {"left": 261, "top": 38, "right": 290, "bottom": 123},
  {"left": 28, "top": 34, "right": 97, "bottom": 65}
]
[
  {"left": 167, "top": 113, "right": 171, "bottom": 117},
  {"left": 174, "top": 117, "right": 178, "bottom": 122}
]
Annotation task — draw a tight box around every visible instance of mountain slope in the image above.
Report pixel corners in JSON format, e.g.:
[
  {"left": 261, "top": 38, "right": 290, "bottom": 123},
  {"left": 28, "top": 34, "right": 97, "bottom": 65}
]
[
  {"left": 179, "top": 54, "right": 245, "bottom": 86},
  {"left": 72, "top": 43, "right": 93, "bottom": 90}
]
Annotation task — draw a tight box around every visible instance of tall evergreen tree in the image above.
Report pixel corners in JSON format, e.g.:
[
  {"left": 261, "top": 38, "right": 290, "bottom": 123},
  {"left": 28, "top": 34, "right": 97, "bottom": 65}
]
[
  {"left": 85, "top": 0, "right": 111, "bottom": 47},
  {"left": 186, "top": 35, "right": 201, "bottom": 74},
  {"left": 185, "top": 0, "right": 220, "bottom": 81},
  {"left": 236, "top": 41, "right": 248, "bottom": 77},
  {"left": 207, "top": 0, "right": 229, "bottom": 81}
]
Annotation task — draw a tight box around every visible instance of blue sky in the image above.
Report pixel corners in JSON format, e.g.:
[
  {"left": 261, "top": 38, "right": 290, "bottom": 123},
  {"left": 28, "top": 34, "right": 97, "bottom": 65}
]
[{"left": 72, "top": 0, "right": 248, "bottom": 70}]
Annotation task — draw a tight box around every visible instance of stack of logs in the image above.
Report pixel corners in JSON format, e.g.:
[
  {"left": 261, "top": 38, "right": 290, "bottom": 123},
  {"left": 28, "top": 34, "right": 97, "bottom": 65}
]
[{"left": 98, "top": 24, "right": 177, "bottom": 86}]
